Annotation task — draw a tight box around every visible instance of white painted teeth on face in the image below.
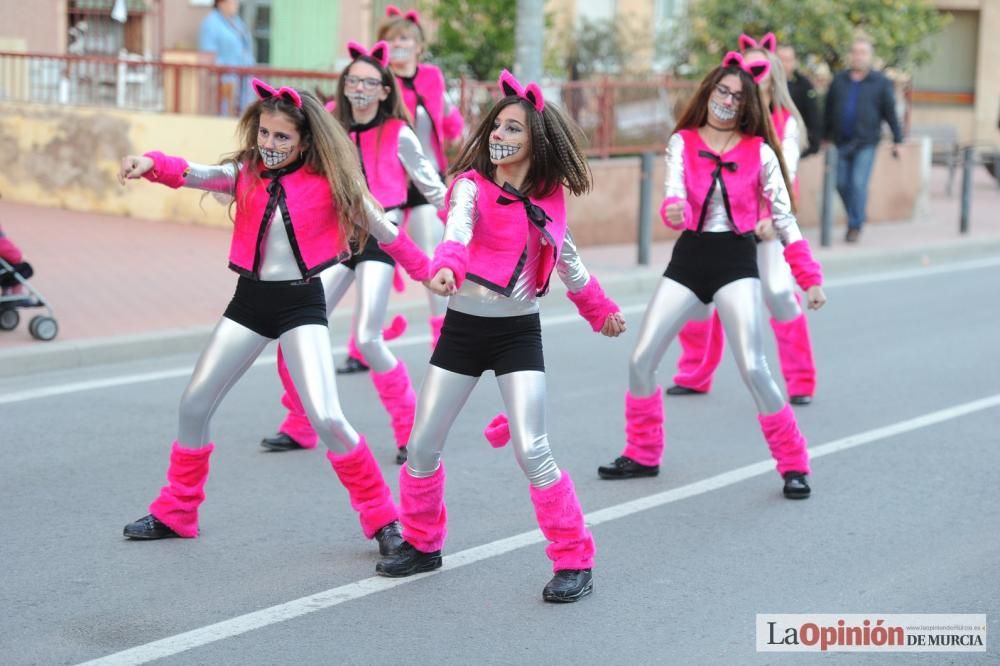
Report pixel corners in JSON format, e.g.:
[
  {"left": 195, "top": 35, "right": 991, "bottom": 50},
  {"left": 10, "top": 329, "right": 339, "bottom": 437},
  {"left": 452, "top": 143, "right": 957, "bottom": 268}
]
[
  {"left": 391, "top": 47, "right": 412, "bottom": 60},
  {"left": 259, "top": 146, "right": 289, "bottom": 168},
  {"left": 349, "top": 92, "right": 374, "bottom": 109},
  {"left": 710, "top": 100, "right": 737, "bottom": 122},
  {"left": 489, "top": 143, "right": 520, "bottom": 161}
]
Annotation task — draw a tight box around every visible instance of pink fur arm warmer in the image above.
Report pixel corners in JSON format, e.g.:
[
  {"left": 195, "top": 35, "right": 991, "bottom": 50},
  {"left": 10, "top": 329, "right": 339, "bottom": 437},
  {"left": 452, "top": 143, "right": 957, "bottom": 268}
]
[
  {"left": 442, "top": 106, "right": 464, "bottom": 141},
  {"left": 429, "top": 240, "right": 468, "bottom": 289},
  {"left": 142, "top": 151, "right": 189, "bottom": 189},
  {"left": 380, "top": 229, "right": 431, "bottom": 281},
  {"left": 567, "top": 276, "right": 619, "bottom": 332},
  {"left": 659, "top": 196, "right": 692, "bottom": 230},
  {"left": 783, "top": 239, "right": 823, "bottom": 290}
]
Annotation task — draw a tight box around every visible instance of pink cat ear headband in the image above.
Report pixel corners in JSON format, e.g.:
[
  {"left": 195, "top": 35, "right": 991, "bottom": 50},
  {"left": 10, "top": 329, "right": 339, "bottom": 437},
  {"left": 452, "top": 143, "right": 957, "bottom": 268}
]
[
  {"left": 347, "top": 40, "right": 390, "bottom": 68},
  {"left": 251, "top": 79, "right": 302, "bottom": 108},
  {"left": 497, "top": 69, "right": 544, "bottom": 112},
  {"left": 738, "top": 32, "right": 776, "bottom": 53},
  {"left": 721, "top": 51, "right": 770, "bottom": 84},
  {"left": 385, "top": 5, "right": 420, "bottom": 26}
]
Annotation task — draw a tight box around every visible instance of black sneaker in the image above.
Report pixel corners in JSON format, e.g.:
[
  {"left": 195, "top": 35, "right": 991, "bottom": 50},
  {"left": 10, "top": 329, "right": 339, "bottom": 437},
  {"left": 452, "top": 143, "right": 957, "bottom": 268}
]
[
  {"left": 336, "top": 356, "right": 370, "bottom": 374},
  {"left": 782, "top": 472, "right": 811, "bottom": 499},
  {"left": 260, "top": 432, "right": 307, "bottom": 451},
  {"left": 395, "top": 446, "right": 408, "bottom": 465},
  {"left": 543, "top": 569, "right": 593, "bottom": 603},
  {"left": 123, "top": 514, "right": 180, "bottom": 540},
  {"left": 374, "top": 520, "right": 404, "bottom": 556},
  {"left": 789, "top": 395, "right": 813, "bottom": 406},
  {"left": 375, "top": 541, "right": 442, "bottom": 577},
  {"left": 597, "top": 456, "right": 659, "bottom": 480},
  {"left": 665, "top": 384, "right": 706, "bottom": 396}
]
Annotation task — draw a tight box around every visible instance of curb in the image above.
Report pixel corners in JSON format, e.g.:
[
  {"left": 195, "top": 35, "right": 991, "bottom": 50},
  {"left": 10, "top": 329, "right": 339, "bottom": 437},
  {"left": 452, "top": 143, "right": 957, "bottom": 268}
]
[{"left": 2, "top": 235, "right": 998, "bottom": 378}]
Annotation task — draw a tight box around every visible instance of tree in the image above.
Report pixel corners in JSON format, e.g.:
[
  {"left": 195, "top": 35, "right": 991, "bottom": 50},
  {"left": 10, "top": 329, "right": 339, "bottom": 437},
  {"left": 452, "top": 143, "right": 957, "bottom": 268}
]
[
  {"left": 659, "top": 0, "right": 949, "bottom": 76},
  {"left": 428, "top": 0, "right": 517, "bottom": 80}
]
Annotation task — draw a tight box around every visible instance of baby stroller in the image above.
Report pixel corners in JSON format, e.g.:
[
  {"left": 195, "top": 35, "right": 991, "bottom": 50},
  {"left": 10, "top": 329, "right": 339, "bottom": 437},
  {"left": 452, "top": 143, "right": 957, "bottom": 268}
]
[{"left": 0, "top": 257, "right": 58, "bottom": 341}]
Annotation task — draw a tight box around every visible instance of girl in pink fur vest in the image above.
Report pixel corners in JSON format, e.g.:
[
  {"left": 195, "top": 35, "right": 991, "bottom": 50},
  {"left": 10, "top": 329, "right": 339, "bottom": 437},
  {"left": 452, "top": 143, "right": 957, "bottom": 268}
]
[
  {"left": 668, "top": 37, "right": 820, "bottom": 406},
  {"left": 596, "top": 52, "right": 826, "bottom": 501},
  {"left": 333, "top": 5, "right": 466, "bottom": 371},
  {"left": 117, "top": 80, "right": 431, "bottom": 554},
  {"left": 259, "top": 41, "right": 447, "bottom": 465},
  {"left": 374, "top": 70, "right": 626, "bottom": 604}
]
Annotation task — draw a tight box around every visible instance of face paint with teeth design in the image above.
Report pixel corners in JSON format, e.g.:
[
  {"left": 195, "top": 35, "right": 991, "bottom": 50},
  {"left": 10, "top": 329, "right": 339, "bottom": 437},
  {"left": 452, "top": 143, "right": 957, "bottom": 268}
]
[
  {"left": 390, "top": 47, "right": 412, "bottom": 61},
  {"left": 489, "top": 143, "right": 521, "bottom": 162},
  {"left": 259, "top": 146, "right": 291, "bottom": 168},
  {"left": 348, "top": 92, "right": 375, "bottom": 109},
  {"left": 709, "top": 99, "right": 737, "bottom": 122}
]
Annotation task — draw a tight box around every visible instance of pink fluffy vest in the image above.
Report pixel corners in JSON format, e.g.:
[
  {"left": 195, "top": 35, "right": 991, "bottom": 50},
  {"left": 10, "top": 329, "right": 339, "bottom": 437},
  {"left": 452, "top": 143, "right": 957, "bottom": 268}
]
[
  {"left": 230, "top": 162, "right": 349, "bottom": 279},
  {"left": 350, "top": 117, "right": 408, "bottom": 210},
  {"left": 771, "top": 106, "right": 800, "bottom": 199},
  {"left": 447, "top": 169, "right": 568, "bottom": 296},
  {"left": 678, "top": 127, "right": 764, "bottom": 234},
  {"left": 396, "top": 64, "right": 453, "bottom": 171}
]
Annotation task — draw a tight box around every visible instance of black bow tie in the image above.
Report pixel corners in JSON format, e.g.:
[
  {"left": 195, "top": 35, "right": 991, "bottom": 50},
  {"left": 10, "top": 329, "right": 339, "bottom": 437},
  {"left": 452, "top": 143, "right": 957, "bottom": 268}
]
[
  {"left": 698, "top": 150, "right": 738, "bottom": 174},
  {"left": 496, "top": 181, "right": 551, "bottom": 229}
]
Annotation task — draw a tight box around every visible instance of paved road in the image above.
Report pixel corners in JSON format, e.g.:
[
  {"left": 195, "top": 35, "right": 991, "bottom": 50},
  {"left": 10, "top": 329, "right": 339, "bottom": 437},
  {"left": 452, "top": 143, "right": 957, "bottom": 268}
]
[{"left": 2, "top": 258, "right": 998, "bottom": 665}]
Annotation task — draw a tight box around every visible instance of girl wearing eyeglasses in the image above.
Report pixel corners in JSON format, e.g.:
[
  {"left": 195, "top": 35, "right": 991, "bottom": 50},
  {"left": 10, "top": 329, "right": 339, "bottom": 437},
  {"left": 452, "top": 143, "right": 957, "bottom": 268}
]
[
  {"left": 375, "top": 70, "right": 626, "bottom": 603},
  {"left": 596, "top": 52, "right": 826, "bottom": 500},
  {"left": 666, "top": 34, "right": 819, "bottom": 408},
  {"left": 258, "top": 41, "right": 447, "bottom": 466}
]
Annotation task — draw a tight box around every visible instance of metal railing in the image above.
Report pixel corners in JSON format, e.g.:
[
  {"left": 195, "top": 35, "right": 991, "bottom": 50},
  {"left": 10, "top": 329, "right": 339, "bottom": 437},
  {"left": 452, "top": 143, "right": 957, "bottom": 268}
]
[{"left": 0, "top": 51, "right": 700, "bottom": 157}]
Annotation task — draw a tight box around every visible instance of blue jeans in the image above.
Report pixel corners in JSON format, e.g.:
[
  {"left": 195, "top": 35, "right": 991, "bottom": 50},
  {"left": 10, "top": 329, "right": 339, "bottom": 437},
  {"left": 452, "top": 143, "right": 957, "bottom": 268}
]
[{"left": 835, "top": 143, "right": 877, "bottom": 231}]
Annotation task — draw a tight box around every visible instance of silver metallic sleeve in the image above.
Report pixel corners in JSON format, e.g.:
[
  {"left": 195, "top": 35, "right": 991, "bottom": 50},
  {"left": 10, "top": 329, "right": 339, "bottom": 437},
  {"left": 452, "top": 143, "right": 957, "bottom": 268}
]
[
  {"left": 781, "top": 115, "right": 801, "bottom": 183},
  {"left": 397, "top": 126, "right": 447, "bottom": 210},
  {"left": 360, "top": 196, "right": 401, "bottom": 244},
  {"left": 555, "top": 229, "right": 591, "bottom": 292},
  {"left": 760, "top": 144, "right": 804, "bottom": 245},
  {"left": 664, "top": 133, "right": 687, "bottom": 200},
  {"left": 182, "top": 162, "right": 238, "bottom": 195},
  {"left": 442, "top": 177, "right": 478, "bottom": 246}
]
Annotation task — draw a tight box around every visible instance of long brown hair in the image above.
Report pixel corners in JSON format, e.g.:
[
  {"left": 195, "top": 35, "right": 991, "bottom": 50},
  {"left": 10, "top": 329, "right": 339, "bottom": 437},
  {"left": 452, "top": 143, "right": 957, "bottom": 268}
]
[
  {"left": 225, "top": 89, "right": 377, "bottom": 246},
  {"left": 450, "top": 96, "right": 591, "bottom": 198},
  {"left": 674, "top": 64, "right": 795, "bottom": 208},
  {"left": 332, "top": 56, "right": 411, "bottom": 130}
]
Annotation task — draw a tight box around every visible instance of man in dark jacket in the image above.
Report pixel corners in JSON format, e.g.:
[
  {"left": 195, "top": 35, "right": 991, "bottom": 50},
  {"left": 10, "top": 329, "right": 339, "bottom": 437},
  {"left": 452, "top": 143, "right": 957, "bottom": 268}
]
[
  {"left": 824, "top": 38, "right": 904, "bottom": 242},
  {"left": 778, "top": 44, "right": 821, "bottom": 158}
]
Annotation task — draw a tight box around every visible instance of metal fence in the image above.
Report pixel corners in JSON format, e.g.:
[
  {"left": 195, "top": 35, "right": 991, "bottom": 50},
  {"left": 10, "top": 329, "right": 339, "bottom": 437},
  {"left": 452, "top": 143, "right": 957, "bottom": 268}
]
[{"left": 0, "top": 51, "right": 700, "bottom": 156}]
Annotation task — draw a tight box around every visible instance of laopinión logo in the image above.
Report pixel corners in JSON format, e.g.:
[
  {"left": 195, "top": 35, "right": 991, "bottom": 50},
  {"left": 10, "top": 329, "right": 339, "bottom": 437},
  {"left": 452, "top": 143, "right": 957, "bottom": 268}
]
[{"left": 756, "top": 614, "right": 987, "bottom": 652}]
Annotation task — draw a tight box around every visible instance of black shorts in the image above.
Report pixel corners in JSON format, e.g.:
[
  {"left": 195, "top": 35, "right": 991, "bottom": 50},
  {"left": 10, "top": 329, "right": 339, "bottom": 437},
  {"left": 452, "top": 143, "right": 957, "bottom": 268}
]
[
  {"left": 664, "top": 230, "right": 759, "bottom": 304},
  {"left": 404, "top": 173, "right": 444, "bottom": 209},
  {"left": 223, "top": 276, "right": 327, "bottom": 339},
  {"left": 430, "top": 309, "right": 545, "bottom": 377},
  {"left": 341, "top": 233, "right": 394, "bottom": 270}
]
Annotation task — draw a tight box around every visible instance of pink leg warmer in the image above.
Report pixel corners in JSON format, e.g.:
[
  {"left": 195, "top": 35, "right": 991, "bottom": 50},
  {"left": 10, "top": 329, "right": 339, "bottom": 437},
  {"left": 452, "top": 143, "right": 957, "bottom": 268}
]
[
  {"left": 399, "top": 465, "right": 447, "bottom": 553},
  {"left": 529, "top": 473, "right": 595, "bottom": 572},
  {"left": 371, "top": 360, "right": 416, "bottom": 449},
  {"left": 347, "top": 335, "right": 366, "bottom": 363},
  {"left": 622, "top": 387, "right": 665, "bottom": 466},
  {"left": 274, "top": 345, "right": 318, "bottom": 448},
  {"left": 673, "top": 311, "right": 725, "bottom": 392},
  {"left": 326, "top": 437, "right": 398, "bottom": 539},
  {"left": 148, "top": 441, "right": 214, "bottom": 538},
  {"left": 429, "top": 314, "right": 445, "bottom": 350},
  {"left": 758, "top": 404, "right": 811, "bottom": 476},
  {"left": 770, "top": 305, "right": 817, "bottom": 398}
]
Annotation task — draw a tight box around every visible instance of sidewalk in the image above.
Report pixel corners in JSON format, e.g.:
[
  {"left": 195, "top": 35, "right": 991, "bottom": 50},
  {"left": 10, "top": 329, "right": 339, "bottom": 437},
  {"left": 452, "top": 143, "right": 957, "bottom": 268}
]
[{"left": 1, "top": 165, "right": 998, "bottom": 376}]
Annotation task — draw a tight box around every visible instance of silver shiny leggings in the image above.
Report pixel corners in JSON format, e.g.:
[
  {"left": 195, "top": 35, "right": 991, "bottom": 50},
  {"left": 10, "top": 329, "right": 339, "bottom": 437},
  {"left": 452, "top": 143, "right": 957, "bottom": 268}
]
[
  {"left": 322, "top": 261, "right": 400, "bottom": 373},
  {"left": 177, "top": 318, "right": 358, "bottom": 453},
  {"left": 405, "top": 366, "right": 561, "bottom": 488},
  {"left": 630, "top": 277, "right": 786, "bottom": 414},
  {"left": 407, "top": 204, "right": 449, "bottom": 318},
  {"left": 757, "top": 239, "right": 802, "bottom": 322}
]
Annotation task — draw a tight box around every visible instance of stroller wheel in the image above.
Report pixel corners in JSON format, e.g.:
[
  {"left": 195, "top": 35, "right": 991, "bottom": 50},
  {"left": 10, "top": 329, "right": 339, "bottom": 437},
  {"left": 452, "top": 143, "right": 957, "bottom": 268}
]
[
  {"left": 0, "top": 307, "right": 19, "bottom": 331},
  {"left": 28, "top": 315, "right": 58, "bottom": 341}
]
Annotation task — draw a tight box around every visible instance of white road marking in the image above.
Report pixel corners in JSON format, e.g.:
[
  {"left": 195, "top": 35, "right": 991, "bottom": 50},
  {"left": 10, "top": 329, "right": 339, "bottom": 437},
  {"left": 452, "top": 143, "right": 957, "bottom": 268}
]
[
  {"left": 3, "top": 257, "right": 998, "bottom": 407},
  {"left": 76, "top": 393, "right": 1000, "bottom": 666}
]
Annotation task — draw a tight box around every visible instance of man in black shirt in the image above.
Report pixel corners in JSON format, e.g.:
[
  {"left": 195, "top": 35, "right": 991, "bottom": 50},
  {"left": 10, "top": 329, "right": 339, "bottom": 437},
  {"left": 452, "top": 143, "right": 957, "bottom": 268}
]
[
  {"left": 823, "top": 38, "right": 903, "bottom": 243},
  {"left": 777, "top": 44, "right": 821, "bottom": 158}
]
